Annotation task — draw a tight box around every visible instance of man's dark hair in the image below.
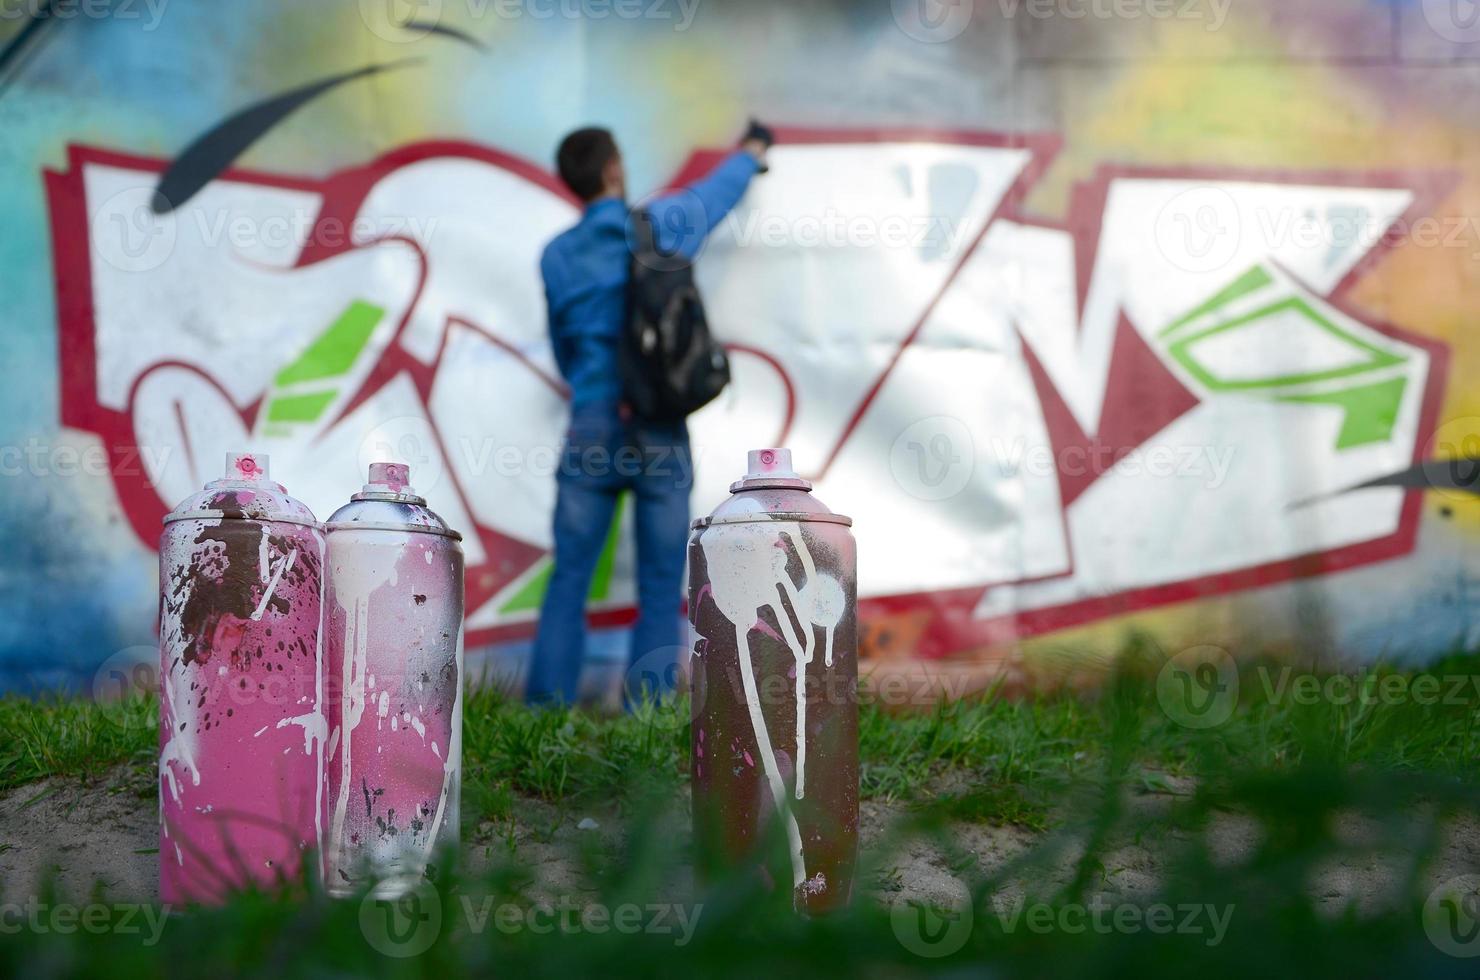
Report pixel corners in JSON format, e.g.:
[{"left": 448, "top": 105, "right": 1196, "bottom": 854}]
[{"left": 555, "top": 127, "right": 619, "bottom": 202}]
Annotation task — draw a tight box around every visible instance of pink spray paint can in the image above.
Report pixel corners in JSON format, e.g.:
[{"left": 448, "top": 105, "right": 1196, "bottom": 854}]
[
  {"left": 323, "top": 462, "right": 464, "bottom": 894},
  {"left": 159, "top": 452, "right": 327, "bottom": 904},
  {"left": 688, "top": 448, "right": 859, "bottom": 913}
]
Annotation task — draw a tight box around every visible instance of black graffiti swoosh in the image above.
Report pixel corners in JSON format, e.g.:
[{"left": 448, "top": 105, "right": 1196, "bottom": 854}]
[
  {"left": 151, "top": 59, "right": 421, "bottom": 214},
  {"left": 1289, "top": 457, "right": 1480, "bottom": 510},
  {"left": 402, "top": 19, "right": 487, "bottom": 51}
]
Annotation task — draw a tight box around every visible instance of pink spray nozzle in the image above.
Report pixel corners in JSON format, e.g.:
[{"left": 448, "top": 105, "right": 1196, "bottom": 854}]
[
  {"left": 367, "top": 462, "right": 412, "bottom": 493},
  {"left": 747, "top": 448, "right": 797, "bottom": 479},
  {"left": 731, "top": 447, "right": 811, "bottom": 492},
  {"left": 227, "top": 452, "right": 269, "bottom": 482}
]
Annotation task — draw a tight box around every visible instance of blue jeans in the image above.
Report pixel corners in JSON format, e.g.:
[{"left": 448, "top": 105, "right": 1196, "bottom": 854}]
[{"left": 526, "top": 403, "right": 693, "bottom": 705}]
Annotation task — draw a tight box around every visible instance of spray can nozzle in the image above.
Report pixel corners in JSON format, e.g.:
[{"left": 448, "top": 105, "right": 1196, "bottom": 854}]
[
  {"left": 732, "top": 447, "right": 811, "bottom": 493},
  {"left": 746, "top": 448, "right": 798, "bottom": 479},
  {"left": 366, "top": 462, "right": 412, "bottom": 494},
  {"left": 226, "top": 453, "right": 269, "bottom": 482}
]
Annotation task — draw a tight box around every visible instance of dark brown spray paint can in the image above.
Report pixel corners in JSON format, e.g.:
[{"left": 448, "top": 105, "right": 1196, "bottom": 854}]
[
  {"left": 688, "top": 448, "right": 858, "bottom": 913},
  {"left": 159, "top": 453, "right": 326, "bottom": 904}
]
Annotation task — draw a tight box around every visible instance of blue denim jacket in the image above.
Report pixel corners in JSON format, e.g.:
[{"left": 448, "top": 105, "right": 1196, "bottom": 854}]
[{"left": 538, "top": 150, "right": 761, "bottom": 409}]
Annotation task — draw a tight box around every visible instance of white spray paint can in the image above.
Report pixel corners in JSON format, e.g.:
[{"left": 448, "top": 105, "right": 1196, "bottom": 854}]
[{"left": 323, "top": 462, "right": 464, "bottom": 893}]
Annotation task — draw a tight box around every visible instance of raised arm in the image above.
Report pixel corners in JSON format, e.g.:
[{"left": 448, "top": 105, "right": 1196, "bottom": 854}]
[{"left": 643, "top": 151, "right": 759, "bottom": 261}]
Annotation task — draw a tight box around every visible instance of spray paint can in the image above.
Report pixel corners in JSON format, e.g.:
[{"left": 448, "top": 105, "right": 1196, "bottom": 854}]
[
  {"left": 159, "top": 452, "right": 326, "bottom": 903},
  {"left": 323, "top": 462, "right": 464, "bottom": 894},
  {"left": 688, "top": 448, "right": 859, "bottom": 913}
]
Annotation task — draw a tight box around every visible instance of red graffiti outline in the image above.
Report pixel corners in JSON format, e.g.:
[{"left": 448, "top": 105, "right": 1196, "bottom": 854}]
[{"left": 47, "top": 133, "right": 1452, "bottom": 656}]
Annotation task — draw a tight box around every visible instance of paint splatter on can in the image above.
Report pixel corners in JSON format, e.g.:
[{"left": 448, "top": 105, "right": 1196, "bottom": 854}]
[
  {"left": 688, "top": 448, "right": 859, "bottom": 913},
  {"left": 324, "top": 462, "right": 464, "bottom": 894},
  {"left": 159, "top": 452, "right": 327, "bottom": 904}
]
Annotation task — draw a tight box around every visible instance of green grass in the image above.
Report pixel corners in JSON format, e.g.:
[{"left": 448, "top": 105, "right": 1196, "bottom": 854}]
[
  {"left": 3, "top": 651, "right": 1478, "bottom": 814},
  {"left": 3, "top": 651, "right": 1477, "bottom": 824},
  {"left": 0, "top": 650, "right": 1478, "bottom": 977},
  {"left": 0, "top": 693, "right": 155, "bottom": 793}
]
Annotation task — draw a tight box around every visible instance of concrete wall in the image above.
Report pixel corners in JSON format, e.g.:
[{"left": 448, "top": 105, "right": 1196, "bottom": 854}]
[{"left": 3, "top": 0, "right": 1478, "bottom": 691}]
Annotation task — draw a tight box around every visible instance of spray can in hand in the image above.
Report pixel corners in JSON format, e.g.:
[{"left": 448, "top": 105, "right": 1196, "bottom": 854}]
[
  {"left": 688, "top": 448, "right": 859, "bottom": 913},
  {"left": 323, "top": 462, "right": 464, "bottom": 894}
]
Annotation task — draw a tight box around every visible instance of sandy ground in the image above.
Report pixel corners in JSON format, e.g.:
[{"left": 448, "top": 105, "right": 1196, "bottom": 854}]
[
  {"left": 1, "top": 766, "right": 1475, "bottom": 916},
  {"left": 0, "top": 770, "right": 158, "bottom": 901}
]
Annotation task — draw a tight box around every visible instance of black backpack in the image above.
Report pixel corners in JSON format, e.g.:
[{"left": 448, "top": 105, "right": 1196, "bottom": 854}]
[{"left": 620, "top": 208, "right": 730, "bottom": 421}]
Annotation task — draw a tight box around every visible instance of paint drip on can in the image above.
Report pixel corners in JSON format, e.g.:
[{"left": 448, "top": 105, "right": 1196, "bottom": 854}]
[
  {"left": 158, "top": 452, "right": 327, "bottom": 904},
  {"left": 324, "top": 462, "right": 464, "bottom": 894},
  {"left": 687, "top": 448, "right": 859, "bottom": 913}
]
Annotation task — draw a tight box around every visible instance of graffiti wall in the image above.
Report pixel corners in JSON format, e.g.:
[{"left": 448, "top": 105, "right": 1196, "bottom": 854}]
[{"left": 4, "top": 0, "right": 1479, "bottom": 691}]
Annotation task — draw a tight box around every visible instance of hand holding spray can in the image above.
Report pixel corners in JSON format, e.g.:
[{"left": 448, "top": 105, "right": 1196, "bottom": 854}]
[
  {"left": 159, "top": 453, "right": 326, "bottom": 904},
  {"left": 687, "top": 449, "right": 859, "bottom": 913},
  {"left": 323, "top": 463, "right": 464, "bottom": 894}
]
